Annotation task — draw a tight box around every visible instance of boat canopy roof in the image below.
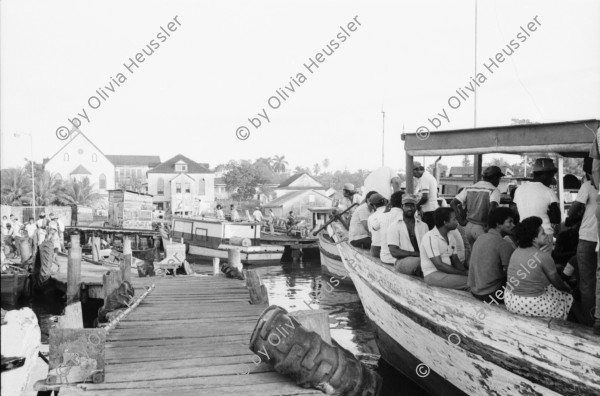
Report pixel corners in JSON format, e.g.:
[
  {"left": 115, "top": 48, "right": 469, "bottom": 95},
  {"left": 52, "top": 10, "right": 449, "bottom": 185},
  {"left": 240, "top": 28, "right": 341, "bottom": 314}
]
[{"left": 402, "top": 119, "right": 599, "bottom": 158}]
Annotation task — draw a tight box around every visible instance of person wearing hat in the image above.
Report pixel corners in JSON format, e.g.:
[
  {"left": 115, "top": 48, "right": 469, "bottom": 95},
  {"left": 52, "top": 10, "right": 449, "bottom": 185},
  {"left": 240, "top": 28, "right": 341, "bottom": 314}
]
[
  {"left": 366, "top": 193, "right": 388, "bottom": 258},
  {"left": 215, "top": 204, "right": 225, "bottom": 219},
  {"left": 412, "top": 161, "right": 439, "bottom": 230},
  {"left": 513, "top": 158, "right": 561, "bottom": 251},
  {"left": 567, "top": 157, "right": 598, "bottom": 326},
  {"left": 451, "top": 165, "right": 504, "bottom": 248},
  {"left": 384, "top": 194, "right": 429, "bottom": 276},
  {"left": 252, "top": 206, "right": 263, "bottom": 223},
  {"left": 349, "top": 191, "right": 378, "bottom": 249},
  {"left": 340, "top": 183, "right": 361, "bottom": 214}
]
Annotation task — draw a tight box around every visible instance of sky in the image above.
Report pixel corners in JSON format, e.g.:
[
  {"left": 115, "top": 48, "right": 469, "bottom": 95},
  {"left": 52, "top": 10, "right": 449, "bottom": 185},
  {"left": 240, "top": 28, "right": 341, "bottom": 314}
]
[{"left": 1, "top": 0, "right": 599, "bottom": 173}]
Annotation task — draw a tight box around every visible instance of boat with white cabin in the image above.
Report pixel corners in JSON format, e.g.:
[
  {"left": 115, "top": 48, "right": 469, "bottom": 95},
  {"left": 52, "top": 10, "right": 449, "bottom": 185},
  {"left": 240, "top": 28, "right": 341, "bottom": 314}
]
[{"left": 171, "top": 216, "right": 284, "bottom": 264}]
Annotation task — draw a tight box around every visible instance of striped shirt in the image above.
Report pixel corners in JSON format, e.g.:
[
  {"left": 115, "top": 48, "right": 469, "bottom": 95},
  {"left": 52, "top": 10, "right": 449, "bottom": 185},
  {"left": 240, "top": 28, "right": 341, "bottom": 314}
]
[
  {"left": 420, "top": 227, "right": 466, "bottom": 277},
  {"left": 455, "top": 181, "right": 501, "bottom": 226}
]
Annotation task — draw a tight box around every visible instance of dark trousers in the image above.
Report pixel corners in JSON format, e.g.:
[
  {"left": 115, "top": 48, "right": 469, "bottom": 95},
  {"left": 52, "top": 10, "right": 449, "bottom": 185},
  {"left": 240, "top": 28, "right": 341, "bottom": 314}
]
[
  {"left": 350, "top": 237, "right": 371, "bottom": 249},
  {"left": 422, "top": 211, "right": 435, "bottom": 230},
  {"left": 577, "top": 240, "right": 598, "bottom": 325},
  {"left": 370, "top": 245, "right": 381, "bottom": 258}
]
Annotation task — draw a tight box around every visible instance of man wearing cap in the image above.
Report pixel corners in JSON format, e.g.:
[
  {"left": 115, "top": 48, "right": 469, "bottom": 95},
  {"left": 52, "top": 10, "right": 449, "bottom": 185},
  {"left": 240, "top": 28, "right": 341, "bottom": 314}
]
[
  {"left": 451, "top": 165, "right": 504, "bottom": 247},
  {"left": 384, "top": 194, "right": 429, "bottom": 276},
  {"left": 349, "top": 191, "right": 377, "bottom": 249},
  {"left": 513, "top": 158, "right": 561, "bottom": 250},
  {"left": 413, "top": 162, "right": 439, "bottom": 230},
  {"left": 367, "top": 193, "right": 388, "bottom": 258},
  {"left": 567, "top": 157, "right": 598, "bottom": 326},
  {"left": 340, "top": 183, "right": 361, "bottom": 213}
]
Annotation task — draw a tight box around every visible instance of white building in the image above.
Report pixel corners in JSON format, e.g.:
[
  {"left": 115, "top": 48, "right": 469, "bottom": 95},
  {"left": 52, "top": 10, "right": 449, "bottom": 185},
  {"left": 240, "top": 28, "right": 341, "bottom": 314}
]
[
  {"left": 44, "top": 131, "right": 115, "bottom": 195},
  {"left": 147, "top": 154, "right": 215, "bottom": 214}
]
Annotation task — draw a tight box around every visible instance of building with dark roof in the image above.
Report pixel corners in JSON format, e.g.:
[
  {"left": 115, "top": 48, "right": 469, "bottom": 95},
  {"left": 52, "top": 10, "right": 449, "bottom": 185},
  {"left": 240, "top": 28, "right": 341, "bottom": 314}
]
[
  {"left": 147, "top": 154, "right": 215, "bottom": 215},
  {"left": 106, "top": 155, "right": 161, "bottom": 190}
]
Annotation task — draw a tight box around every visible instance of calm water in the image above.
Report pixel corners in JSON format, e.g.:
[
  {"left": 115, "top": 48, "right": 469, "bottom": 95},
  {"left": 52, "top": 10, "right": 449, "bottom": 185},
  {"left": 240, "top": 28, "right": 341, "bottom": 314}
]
[{"left": 192, "top": 257, "right": 430, "bottom": 396}]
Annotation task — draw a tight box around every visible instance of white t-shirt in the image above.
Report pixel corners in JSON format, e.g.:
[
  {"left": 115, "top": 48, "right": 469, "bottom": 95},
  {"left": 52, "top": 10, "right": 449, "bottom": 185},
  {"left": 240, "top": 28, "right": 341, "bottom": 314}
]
[
  {"left": 25, "top": 223, "right": 37, "bottom": 238},
  {"left": 56, "top": 219, "right": 65, "bottom": 233},
  {"left": 349, "top": 203, "right": 371, "bottom": 241},
  {"left": 367, "top": 206, "right": 387, "bottom": 247},
  {"left": 575, "top": 180, "right": 598, "bottom": 242},
  {"left": 513, "top": 181, "right": 559, "bottom": 235},
  {"left": 253, "top": 210, "right": 263, "bottom": 222},
  {"left": 420, "top": 227, "right": 465, "bottom": 277},
  {"left": 415, "top": 171, "right": 439, "bottom": 212},
  {"left": 378, "top": 208, "right": 405, "bottom": 263},
  {"left": 363, "top": 166, "right": 397, "bottom": 200}
]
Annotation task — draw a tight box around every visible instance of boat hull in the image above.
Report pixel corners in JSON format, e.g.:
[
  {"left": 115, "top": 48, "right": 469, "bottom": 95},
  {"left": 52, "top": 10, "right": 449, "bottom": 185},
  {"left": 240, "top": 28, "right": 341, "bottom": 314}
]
[
  {"left": 330, "top": 222, "right": 600, "bottom": 396},
  {"left": 318, "top": 230, "right": 351, "bottom": 284},
  {"left": 188, "top": 245, "right": 284, "bottom": 264}
]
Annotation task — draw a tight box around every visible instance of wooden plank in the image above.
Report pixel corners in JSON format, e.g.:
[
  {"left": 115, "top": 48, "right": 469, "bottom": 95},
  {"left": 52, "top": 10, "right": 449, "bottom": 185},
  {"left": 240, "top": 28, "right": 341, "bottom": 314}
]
[{"left": 57, "top": 302, "right": 84, "bottom": 329}]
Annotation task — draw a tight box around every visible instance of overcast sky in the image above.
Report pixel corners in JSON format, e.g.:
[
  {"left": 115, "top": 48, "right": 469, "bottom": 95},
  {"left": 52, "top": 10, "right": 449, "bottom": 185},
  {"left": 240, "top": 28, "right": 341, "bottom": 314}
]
[{"left": 1, "top": 0, "right": 599, "bottom": 173}]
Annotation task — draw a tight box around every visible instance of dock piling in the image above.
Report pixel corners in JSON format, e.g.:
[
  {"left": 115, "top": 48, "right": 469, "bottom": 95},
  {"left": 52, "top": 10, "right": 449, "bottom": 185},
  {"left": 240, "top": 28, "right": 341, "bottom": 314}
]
[
  {"left": 121, "top": 236, "right": 132, "bottom": 283},
  {"left": 212, "top": 257, "right": 220, "bottom": 275},
  {"left": 66, "top": 234, "right": 81, "bottom": 305},
  {"left": 227, "top": 248, "right": 243, "bottom": 273},
  {"left": 245, "top": 269, "right": 269, "bottom": 304}
]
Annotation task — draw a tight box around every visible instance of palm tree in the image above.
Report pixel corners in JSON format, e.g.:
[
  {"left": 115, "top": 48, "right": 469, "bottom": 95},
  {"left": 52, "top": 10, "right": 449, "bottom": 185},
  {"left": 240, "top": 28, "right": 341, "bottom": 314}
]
[
  {"left": 1, "top": 167, "right": 31, "bottom": 205},
  {"left": 32, "top": 171, "right": 64, "bottom": 206},
  {"left": 272, "top": 155, "right": 288, "bottom": 173},
  {"left": 58, "top": 177, "right": 101, "bottom": 206}
]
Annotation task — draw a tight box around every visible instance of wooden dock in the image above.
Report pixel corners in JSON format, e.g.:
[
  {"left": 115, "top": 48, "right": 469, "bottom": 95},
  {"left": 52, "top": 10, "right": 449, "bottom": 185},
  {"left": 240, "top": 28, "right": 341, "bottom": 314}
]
[{"left": 57, "top": 275, "right": 323, "bottom": 395}]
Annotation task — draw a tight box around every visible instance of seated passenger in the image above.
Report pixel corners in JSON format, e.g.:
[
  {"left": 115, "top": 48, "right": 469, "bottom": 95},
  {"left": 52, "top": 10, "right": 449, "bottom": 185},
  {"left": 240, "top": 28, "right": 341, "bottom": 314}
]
[
  {"left": 468, "top": 207, "right": 516, "bottom": 303},
  {"left": 367, "top": 193, "right": 388, "bottom": 258},
  {"left": 504, "top": 216, "right": 574, "bottom": 320},
  {"left": 385, "top": 194, "right": 429, "bottom": 276},
  {"left": 420, "top": 207, "right": 469, "bottom": 291},
  {"left": 378, "top": 191, "right": 405, "bottom": 264},
  {"left": 349, "top": 191, "right": 377, "bottom": 249}
]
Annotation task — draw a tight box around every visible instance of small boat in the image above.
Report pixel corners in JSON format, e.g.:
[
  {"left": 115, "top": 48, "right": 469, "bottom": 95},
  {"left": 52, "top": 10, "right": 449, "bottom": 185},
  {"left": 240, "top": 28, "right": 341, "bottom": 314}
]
[
  {"left": 1, "top": 270, "right": 29, "bottom": 307},
  {"left": 172, "top": 216, "right": 284, "bottom": 264},
  {"left": 317, "top": 230, "right": 351, "bottom": 284},
  {"left": 329, "top": 221, "right": 600, "bottom": 396}
]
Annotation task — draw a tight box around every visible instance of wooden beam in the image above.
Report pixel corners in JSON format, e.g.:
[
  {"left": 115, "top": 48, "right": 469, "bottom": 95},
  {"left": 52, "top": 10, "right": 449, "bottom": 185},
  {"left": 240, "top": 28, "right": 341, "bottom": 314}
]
[
  {"left": 473, "top": 154, "right": 483, "bottom": 183},
  {"left": 403, "top": 119, "right": 599, "bottom": 156},
  {"left": 212, "top": 258, "right": 220, "bottom": 276},
  {"left": 406, "top": 154, "right": 414, "bottom": 194},
  {"left": 244, "top": 269, "right": 268, "bottom": 305},
  {"left": 66, "top": 234, "right": 81, "bottom": 305},
  {"left": 121, "top": 236, "right": 132, "bottom": 283}
]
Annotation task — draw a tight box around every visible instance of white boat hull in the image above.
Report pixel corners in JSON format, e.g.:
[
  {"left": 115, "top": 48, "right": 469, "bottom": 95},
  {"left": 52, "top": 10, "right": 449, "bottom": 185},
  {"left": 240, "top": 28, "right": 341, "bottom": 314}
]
[
  {"left": 330, "top": 222, "right": 600, "bottom": 396},
  {"left": 317, "top": 230, "right": 351, "bottom": 283},
  {"left": 188, "top": 245, "right": 284, "bottom": 264}
]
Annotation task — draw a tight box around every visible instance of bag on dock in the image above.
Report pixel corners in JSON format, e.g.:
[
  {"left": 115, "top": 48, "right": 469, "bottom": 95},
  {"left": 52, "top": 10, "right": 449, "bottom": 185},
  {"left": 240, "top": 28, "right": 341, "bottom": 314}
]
[{"left": 250, "top": 305, "right": 382, "bottom": 395}]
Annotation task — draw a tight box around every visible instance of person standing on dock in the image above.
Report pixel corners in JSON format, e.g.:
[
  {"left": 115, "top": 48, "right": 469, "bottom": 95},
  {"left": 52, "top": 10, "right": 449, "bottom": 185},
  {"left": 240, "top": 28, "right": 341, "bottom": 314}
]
[
  {"left": 367, "top": 193, "right": 388, "bottom": 258},
  {"left": 451, "top": 165, "right": 504, "bottom": 247},
  {"left": 386, "top": 194, "right": 429, "bottom": 276},
  {"left": 513, "top": 158, "right": 561, "bottom": 252},
  {"left": 420, "top": 207, "right": 468, "bottom": 290},
  {"left": 230, "top": 204, "right": 241, "bottom": 222},
  {"left": 253, "top": 207, "right": 263, "bottom": 227},
  {"left": 51, "top": 214, "right": 66, "bottom": 252},
  {"left": 215, "top": 204, "right": 225, "bottom": 219},
  {"left": 412, "top": 162, "right": 439, "bottom": 230}
]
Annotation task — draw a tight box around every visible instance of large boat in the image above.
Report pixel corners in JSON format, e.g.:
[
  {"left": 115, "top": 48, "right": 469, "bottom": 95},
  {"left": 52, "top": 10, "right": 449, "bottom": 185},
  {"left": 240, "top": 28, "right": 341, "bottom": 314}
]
[
  {"left": 317, "top": 229, "right": 351, "bottom": 283},
  {"left": 330, "top": 221, "right": 599, "bottom": 396},
  {"left": 171, "top": 216, "right": 284, "bottom": 264}
]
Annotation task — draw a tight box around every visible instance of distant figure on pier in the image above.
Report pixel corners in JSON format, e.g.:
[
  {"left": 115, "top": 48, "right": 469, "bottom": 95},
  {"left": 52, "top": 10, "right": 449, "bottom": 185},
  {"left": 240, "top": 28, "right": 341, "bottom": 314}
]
[
  {"left": 36, "top": 212, "right": 48, "bottom": 229},
  {"left": 215, "top": 204, "right": 225, "bottom": 219},
  {"left": 230, "top": 205, "right": 241, "bottom": 222},
  {"left": 25, "top": 217, "right": 36, "bottom": 239},
  {"left": 267, "top": 209, "right": 275, "bottom": 233},
  {"left": 253, "top": 207, "right": 264, "bottom": 229},
  {"left": 286, "top": 211, "right": 296, "bottom": 233},
  {"left": 158, "top": 223, "right": 169, "bottom": 240},
  {"left": 51, "top": 213, "right": 66, "bottom": 252}
]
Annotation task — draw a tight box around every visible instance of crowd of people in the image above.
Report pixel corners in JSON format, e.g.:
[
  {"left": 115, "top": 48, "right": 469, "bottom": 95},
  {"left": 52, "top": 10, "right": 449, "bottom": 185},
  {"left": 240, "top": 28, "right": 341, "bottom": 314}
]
[
  {"left": 343, "top": 153, "right": 599, "bottom": 333},
  {"left": 2, "top": 211, "right": 65, "bottom": 261}
]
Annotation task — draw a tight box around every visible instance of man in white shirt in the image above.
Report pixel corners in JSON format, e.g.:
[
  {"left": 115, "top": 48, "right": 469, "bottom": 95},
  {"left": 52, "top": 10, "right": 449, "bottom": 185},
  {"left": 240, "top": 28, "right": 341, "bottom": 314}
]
[
  {"left": 420, "top": 207, "right": 469, "bottom": 290},
  {"left": 36, "top": 212, "right": 48, "bottom": 229},
  {"left": 253, "top": 207, "right": 264, "bottom": 229},
  {"left": 569, "top": 158, "right": 598, "bottom": 326},
  {"left": 386, "top": 195, "right": 429, "bottom": 276},
  {"left": 367, "top": 193, "right": 387, "bottom": 258},
  {"left": 451, "top": 166, "right": 504, "bottom": 247},
  {"left": 230, "top": 204, "right": 241, "bottom": 222},
  {"left": 349, "top": 191, "right": 377, "bottom": 249},
  {"left": 379, "top": 191, "right": 405, "bottom": 264},
  {"left": 25, "top": 217, "right": 37, "bottom": 239},
  {"left": 413, "top": 162, "right": 439, "bottom": 230},
  {"left": 513, "top": 158, "right": 560, "bottom": 250},
  {"left": 363, "top": 166, "right": 401, "bottom": 200}
]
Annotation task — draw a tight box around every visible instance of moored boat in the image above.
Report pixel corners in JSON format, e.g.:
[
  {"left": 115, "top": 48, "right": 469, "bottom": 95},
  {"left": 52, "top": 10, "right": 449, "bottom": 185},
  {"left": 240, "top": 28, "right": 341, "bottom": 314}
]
[
  {"left": 329, "top": 221, "right": 600, "bottom": 396},
  {"left": 317, "top": 229, "right": 351, "bottom": 284},
  {"left": 172, "top": 216, "right": 283, "bottom": 264}
]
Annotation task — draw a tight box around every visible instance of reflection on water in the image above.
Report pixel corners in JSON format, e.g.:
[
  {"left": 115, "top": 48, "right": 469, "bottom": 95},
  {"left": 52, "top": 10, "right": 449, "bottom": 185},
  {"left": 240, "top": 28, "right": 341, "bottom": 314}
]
[{"left": 250, "top": 260, "right": 379, "bottom": 360}]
